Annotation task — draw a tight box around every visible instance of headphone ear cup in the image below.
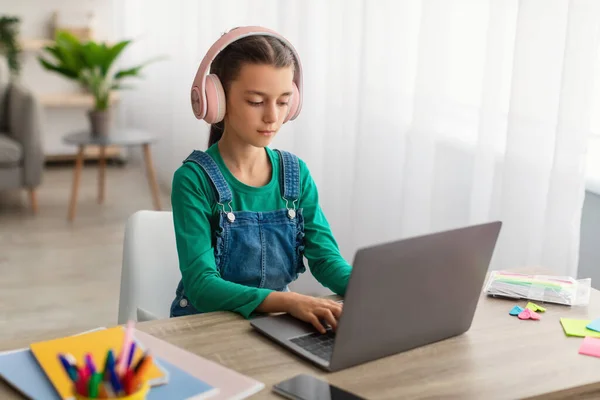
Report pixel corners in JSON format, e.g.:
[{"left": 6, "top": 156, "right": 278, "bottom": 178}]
[
  {"left": 283, "top": 82, "right": 300, "bottom": 123},
  {"left": 204, "top": 74, "right": 226, "bottom": 124}
]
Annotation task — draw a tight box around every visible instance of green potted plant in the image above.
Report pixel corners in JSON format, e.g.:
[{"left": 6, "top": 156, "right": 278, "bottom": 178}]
[
  {"left": 0, "top": 16, "right": 22, "bottom": 80},
  {"left": 38, "top": 30, "right": 163, "bottom": 137}
]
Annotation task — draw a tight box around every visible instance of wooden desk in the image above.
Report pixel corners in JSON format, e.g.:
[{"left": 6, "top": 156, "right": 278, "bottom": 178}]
[{"left": 1, "top": 290, "right": 600, "bottom": 399}]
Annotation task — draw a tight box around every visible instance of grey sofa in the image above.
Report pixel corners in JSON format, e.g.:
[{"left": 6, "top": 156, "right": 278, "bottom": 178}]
[{"left": 0, "top": 69, "right": 44, "bottom": 213}]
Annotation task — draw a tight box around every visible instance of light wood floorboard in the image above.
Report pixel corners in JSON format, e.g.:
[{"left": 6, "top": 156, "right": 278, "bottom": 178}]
[{"left": 0, "top": 164, "right": 171, "bottom": 342}]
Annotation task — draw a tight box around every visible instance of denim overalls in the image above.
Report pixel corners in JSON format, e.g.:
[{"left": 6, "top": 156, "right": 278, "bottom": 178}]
[{"left": 170, "top": 149, "right": 306, "bottom": 317}]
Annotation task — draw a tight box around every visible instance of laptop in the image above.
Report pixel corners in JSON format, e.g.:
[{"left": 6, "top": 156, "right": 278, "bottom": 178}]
[{"left": 250, "top": 221, "right": 502, "bottom": 372}]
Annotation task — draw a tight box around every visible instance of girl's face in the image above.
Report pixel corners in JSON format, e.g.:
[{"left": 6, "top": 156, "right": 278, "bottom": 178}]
[{"left": 224, "top": 63, "right": 295, "bottom": 148}]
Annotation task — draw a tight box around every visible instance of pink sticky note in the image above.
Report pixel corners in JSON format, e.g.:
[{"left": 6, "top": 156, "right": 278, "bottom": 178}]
[
  {"left": 579, "top": 336, "right": 600, "bottom": 358},
  {"left": 517, "top": 308, "right": 541, "bottom": 321},
  {"left": 518, "top": 309, "right": 531, "bottom": 320},
  {"left": 529, "top": 311, "right": 541, "bottom": 320}
]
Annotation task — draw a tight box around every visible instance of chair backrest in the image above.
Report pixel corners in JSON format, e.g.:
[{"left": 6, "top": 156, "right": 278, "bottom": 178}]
[{"left": 118, "top": 210, "right": 181, "bottom": 324}]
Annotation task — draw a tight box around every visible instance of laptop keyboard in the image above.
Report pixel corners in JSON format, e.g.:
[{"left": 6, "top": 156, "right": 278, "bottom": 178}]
[{"left": 290, "top": 329, "right": 336, "bottom": 361}]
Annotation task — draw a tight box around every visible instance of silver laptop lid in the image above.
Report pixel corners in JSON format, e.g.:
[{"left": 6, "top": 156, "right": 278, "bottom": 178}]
[{"left": 329, "top": 221, "right": 502, "bottom": 371}]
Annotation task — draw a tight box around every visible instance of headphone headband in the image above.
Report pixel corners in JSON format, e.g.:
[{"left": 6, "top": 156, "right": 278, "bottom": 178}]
[{"left": 191, "top": 26, "right": 303, "bottom": 121}]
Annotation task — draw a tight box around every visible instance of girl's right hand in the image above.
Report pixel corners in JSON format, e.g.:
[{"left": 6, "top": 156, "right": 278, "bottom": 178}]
[{"left": 285, "top": 293, "right": 343, "bottom": 334}]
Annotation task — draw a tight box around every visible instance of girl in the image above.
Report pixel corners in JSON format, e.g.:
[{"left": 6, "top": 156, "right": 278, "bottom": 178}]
[{"left": 170, "top": 26, "right": 351, "bottom": 334}]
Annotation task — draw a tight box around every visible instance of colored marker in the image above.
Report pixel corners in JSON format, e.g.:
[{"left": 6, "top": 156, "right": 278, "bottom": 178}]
[
  {"left": 127, "top": 341, "right": 137, "bottom": 369},
  {"left": 132, "top": 351, "right": 147, "bottom": 373},
  {"left": 75, "top": 375, "right": 89, "bottom": 397},
  {"left": 129, "top": 353, "right": 152, "bottom": 395},
  {"left": 85, "top": 353, "right": 97, "bottom": 374},
  {"left": 104, "top": 381, "right": 116, "bottom": 398},
  {"left": 88, "top": 372, "right": 102, "bottom": 398},
  {"left": 57, "top": 354, "right": 77, "bottom": 382},
  {"left": 98, "top": 383, "right": 108, "bottom": 399},
  {"left": 64, "top": 353, "right": 77, "bottom": 367},
  {"left": 109, "top": 362, "right": 123, "bottom": 395},
  {"left": 117, "top": 320, "right": 135, "bottom": 375},
  {"left": 122, "top": 369, "right": 135, "bottom": 395},
  {"left": 103, "top": 349, "right": 115, "bottom": 379},
  {"left": 132, "top": 353, "right": 152, "bottom": 382}
]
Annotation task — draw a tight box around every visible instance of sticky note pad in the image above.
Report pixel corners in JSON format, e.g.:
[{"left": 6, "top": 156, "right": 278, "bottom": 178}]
[
  {"left": 560, "top": 318, "right": 600, "bottom": 338},
  {"left": 579, "top": 336, "right": 600, "bottom": 358},
  {"left": 586, "top": 318, "right": 600, "bottom": 333},
  {"left": 509, "top": 306, "right": 524, "bottom": 316},
  {"left": 525, "top": 302, "right": 545, "bottom": 312}
]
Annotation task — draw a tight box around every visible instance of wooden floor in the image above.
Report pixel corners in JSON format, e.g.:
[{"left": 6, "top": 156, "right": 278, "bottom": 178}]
[{"left": 0, "top": 163, "right": 171, "bottom": 342}]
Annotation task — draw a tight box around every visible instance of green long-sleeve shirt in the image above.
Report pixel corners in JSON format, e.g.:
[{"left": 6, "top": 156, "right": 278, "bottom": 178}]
[{"left": 171, "top": 144, "right": 352, "bottom": 318}]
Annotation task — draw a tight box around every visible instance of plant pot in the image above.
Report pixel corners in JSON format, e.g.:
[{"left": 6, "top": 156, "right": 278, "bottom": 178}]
[{"left": 88, "top": 109, "right": 112, "bottom": 137}]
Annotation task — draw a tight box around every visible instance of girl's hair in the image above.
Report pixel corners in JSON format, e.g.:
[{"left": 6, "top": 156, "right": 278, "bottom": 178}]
[{"left": 207, "top": 34, "right": 296, "bottom": 147}]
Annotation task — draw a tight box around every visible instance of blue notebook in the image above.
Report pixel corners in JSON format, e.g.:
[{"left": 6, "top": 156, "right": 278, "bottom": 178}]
[
  {"left": 147, "top": 358, "right": 218, "bottom": 399},
  {"left": 0, "top": 347, "right": 60, "bottom": 399},
  {"left": 0, "top": 349, "right": 218, "bottom": 400}
]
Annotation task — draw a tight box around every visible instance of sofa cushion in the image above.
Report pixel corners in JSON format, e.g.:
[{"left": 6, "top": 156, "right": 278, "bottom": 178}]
[
  {"left": 0, "top": 58, "right": 9, "bottom": 130},
  {"left": 0, "top": 133, "right": 22, "bottom": 166}
]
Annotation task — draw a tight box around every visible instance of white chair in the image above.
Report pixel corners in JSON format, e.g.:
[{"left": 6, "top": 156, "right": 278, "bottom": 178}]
[{"left": 118, "top": 210, "right": 181, "bottom": 324}]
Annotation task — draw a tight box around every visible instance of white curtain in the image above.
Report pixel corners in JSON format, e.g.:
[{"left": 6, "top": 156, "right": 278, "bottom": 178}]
[{"left": 114, "top": 0, "right": 600, "bottom": 278}]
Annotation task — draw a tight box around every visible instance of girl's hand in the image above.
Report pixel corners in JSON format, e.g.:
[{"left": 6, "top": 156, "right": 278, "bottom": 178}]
[{"left": 286, "top": 293, "right": 343, "bottom": 334}]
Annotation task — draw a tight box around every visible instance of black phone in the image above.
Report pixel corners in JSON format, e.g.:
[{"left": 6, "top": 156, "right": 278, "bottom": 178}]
[{"left": 273, "top": 374, "right": 366, "bottom": 400}]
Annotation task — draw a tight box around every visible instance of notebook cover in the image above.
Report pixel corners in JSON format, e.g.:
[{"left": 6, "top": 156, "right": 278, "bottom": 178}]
[
  {"left": 0, "top": 348, "right": 61, "bottom": 400},
  {"left": 134, "top": 329, "right": 264, "bottom": 399},
  {"left": 29, "top": 326, "right": 168, "bottom": 400},
  {"left": 148, "top": 357, "right": 219, "bottom": 400}
]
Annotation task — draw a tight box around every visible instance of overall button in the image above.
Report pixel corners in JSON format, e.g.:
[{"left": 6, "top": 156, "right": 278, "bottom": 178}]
[{"left": 179, "top": 298, "right": 188, "bottom": 307}]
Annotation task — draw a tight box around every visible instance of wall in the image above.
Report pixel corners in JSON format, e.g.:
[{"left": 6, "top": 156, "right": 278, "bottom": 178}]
[
  {"left": 2, "top": 0, "right": 118, "bottom": 157},
  {"left": 109, "top": 2, "right": 599, "bottom": 295}
]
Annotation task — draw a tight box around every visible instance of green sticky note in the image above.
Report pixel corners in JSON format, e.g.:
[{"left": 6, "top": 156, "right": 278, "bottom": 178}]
[
  {"left": 560, "top": 318, "right": 600, "bottom": 338},
  {"left": 526, "top": 302, "right": 546, "bottom": 312}
]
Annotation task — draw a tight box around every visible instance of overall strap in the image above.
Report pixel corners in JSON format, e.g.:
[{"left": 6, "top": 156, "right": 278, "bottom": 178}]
[
  {"left": 275, "top": 149, "right": 300, "bottom": 203},
  {"left": 183, "top": 150, "right": 232, "bottom": 204}
]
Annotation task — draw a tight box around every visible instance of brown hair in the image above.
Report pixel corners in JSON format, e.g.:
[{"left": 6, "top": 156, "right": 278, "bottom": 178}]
[{"left": 207, "top": 34, "right": 296, "bottom": 147}]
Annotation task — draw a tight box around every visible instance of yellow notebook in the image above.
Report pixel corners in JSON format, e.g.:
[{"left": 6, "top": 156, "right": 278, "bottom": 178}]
[{"left": 30, "top": 326, "right": 168, "bottom": 400}]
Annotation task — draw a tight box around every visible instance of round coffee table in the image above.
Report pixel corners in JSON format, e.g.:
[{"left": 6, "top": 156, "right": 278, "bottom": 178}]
[{"left": 63, "top": 129, "right": 162, "bottom": 221}]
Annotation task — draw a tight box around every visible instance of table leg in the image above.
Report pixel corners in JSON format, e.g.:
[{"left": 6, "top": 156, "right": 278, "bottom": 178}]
[
  {"left": 68, "top": 146, "right": 85, "bottom": 222},
  {"left": 28, "top": 188, "right": 38, "bottom": 214},
  {"left": 98, "top": 145, "right": 106, "bottom": 204},
  {"left": 142, "top": 143, "right": 162, "bottom": 210}
]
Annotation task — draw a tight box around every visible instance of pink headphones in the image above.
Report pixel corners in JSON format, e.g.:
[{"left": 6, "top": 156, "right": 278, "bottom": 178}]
[{"left": 191, "top": 26, "right": 303, "bottom": 124}]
